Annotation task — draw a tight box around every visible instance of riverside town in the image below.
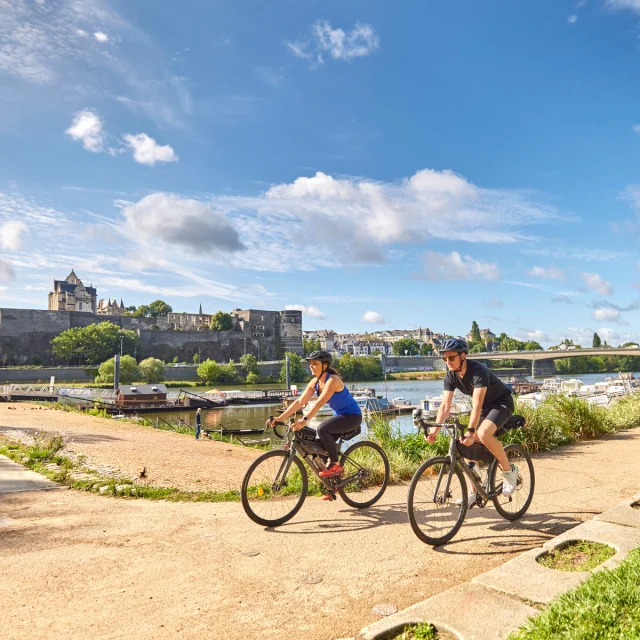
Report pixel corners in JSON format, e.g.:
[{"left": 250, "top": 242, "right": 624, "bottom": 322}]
[{"left": 3, "top": 4, "right": 640, "bottom": 640}]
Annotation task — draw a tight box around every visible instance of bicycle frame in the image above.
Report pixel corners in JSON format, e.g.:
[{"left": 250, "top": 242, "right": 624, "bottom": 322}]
[
  {"left": 272, "top": 425, "right": 364, "bottom": 493},
  {"left": 425, "top": 420, "right": 503, "bottom": 505}
]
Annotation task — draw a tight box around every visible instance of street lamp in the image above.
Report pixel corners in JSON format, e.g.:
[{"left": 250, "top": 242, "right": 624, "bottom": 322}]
[{"left": 120, "top": 336, "right": 124, "bottom": 356}]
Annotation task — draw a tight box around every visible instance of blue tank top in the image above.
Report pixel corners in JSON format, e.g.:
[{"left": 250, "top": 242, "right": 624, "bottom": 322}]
[{"left": 314, "top": 372, "right": 362, "bottom": 416}]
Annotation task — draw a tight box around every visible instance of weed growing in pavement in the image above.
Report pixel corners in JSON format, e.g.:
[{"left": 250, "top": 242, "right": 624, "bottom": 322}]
[{"left": 537, "top": 541, "right": 615, "bottom": 572}]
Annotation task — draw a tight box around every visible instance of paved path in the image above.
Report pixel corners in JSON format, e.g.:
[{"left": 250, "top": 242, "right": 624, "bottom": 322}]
[
  {"left": 1, "top": 429, "right": 640, "bottom": 640},
  {"left": 0, "top": 454, "right": 61, "bottom": 494}
]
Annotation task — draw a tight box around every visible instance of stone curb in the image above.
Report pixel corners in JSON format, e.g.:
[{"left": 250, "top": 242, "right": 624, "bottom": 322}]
[{"left": 354, "top": 492, "right": 640, "bottom": 640}]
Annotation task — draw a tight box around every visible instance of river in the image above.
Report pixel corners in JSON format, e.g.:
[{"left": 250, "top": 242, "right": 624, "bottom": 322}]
[{"left": 141, "top": 371, "right": 637, "bottom": 439}]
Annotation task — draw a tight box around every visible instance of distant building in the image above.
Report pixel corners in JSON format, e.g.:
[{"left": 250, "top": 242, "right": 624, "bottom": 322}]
[
  {"left": 48, "top": 270, "right": 96, "bottom": 313},
  {"left": 116, "top": 384, "right": 168, "bottom": 407},
  {"left": 97, "top": 297, "right": 126, "bottom": 316}
]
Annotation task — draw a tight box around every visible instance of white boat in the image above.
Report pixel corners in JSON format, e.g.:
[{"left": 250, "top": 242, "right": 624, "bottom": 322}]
[
  {"left": 392, "top": 397, "right": 412, "bottom": 406},
  {"left": 517, "top": 392, "right": 546, "bottom": 409},
  {"left": 302, "top": 399, "right": 334, "bottom": 417},
  {"left": 560, "top": 378, "right": 584, "bottom": 395},
  {"left": 541, "top": 378, "right": 563, "bottom": 393}
]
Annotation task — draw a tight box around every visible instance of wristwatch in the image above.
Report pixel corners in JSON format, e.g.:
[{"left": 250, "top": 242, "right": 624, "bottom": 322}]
[{"left": 302, "top": 416, "right": 308, "bottom": 422}]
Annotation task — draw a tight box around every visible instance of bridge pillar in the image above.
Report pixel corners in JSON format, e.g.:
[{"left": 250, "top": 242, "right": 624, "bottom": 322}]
[{"left": 531, "top": 359, "right": 556, "bottom": 378}]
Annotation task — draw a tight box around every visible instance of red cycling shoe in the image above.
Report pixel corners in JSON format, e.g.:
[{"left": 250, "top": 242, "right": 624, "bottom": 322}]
[
  {"left": 319, "top": 463, "right": 344, "bottom": 478},
  {"left": 322, "top": 493, "right": 336, "bottom": 501}
]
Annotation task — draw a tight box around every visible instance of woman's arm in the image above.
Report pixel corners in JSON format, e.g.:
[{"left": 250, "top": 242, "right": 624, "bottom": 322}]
[
  {"left": 274, "top": 379, "right": 316, "bottom": 422},
  {"left": 301, "top": 376, "right": 338, "bottom": 422}
]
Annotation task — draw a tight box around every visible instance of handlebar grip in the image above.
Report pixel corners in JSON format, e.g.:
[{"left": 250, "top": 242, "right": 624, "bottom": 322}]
[{"left": 271, "top": 423, "right": 286, "bottom": 439}]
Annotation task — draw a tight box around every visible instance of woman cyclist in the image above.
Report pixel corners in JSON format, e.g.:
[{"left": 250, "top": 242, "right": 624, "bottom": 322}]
[{"left": 267, "top": 350, "right": 362, "bottom": 491}]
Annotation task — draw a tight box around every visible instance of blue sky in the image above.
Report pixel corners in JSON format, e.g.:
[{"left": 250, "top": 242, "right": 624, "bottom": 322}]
[{"left": 2, "top": 0, "right": 640, "bottom": 347}]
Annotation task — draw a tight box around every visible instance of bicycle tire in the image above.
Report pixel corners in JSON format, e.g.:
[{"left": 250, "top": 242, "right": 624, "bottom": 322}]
[
  {"left": 407, "top": 456, "right": 467, "bottom": 546},
  {"left": 489, "top": 444, "right": 535, "bottom": 521},
  {"left": 241, "top": 450, "right": 308, "bottom": 527},
  {"left": 338, "top": 440, "right": 390, "bottom": 508}
]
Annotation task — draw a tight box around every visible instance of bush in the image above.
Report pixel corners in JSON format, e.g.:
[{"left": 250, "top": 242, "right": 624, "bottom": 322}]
[
  {"left": 197, "top": 359, "right": 239, "bottom": 384},
  {"left": 245, "top": 371, "right": 262, "bottom": 385},
  {"left": 95, "top": 355, "right": 141, "bottom": 384},
  {"left": 139, "top": 357, "right": 166, "bottom": 383}
]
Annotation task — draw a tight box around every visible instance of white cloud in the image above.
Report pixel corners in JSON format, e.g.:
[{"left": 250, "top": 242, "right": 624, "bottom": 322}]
[
  {"left": 122, "top": 133, "right": 178, "bottom": 166},
  {"left": 0, "top": 258, "right": 15, "bottom": 281},
  {"left": 218, "top": 169, "right": 562, "bottom": 266},
  {"left": 121, "top": 193, "right": 244, "bottom": 254},
  {"left": 633, "top": 125, "right": 640, "bottom": 134},
  {"left": 285, "top": 304, "right": 326, "bottom": 319},
  {"left": 363, "top": 311, "right": 385, "bottom": 324},
  {"left": 419, "top": 251, "right": 500, "bottom": 281},
  {"left": 288, "top": 20, "right": 380, "bottom": 64},
  {"left": 0, "top": 221, "right": 29, "bottom": 250},
  {"left": 526, "top": 247, "right": 631, "bottom": 262},
  {"left": 568, "top": 14, "right": 578, "bottom": 23},
  {"left": 65, "top": 110, "right": 105, "bottom": 152},
  {"left": 607, "top": 0, "right": 640, "bottom": 13},
  {"left": 93, "top": 31, "right": 109, "bottom": 43},
  {"left": 593, "top": 307, "right": 620, "bottom": 322},
  {"left": 581, "top": 272, "right": 613, "bottom": 296},
  {"left": 528, "top": 265, "right": 566, "bottom": 280},
  {"left": 76, "top": 29, "right": 89, "bottom": 38},
  {"left": 526, "top": 329, "right": 546, "bottom": 342}
]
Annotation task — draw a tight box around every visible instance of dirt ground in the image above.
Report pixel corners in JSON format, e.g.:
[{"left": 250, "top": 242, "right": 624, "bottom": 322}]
[
  {"left": 0, "top": 404, "right": 261, "bottom": 492},
  {"left": 1, "top": 403, "right": 640, "bottom": 640}
]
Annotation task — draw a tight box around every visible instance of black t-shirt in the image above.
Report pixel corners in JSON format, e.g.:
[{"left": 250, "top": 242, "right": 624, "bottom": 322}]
[{"left": 443, "top": 360, "right": 512, "bottom": 410}]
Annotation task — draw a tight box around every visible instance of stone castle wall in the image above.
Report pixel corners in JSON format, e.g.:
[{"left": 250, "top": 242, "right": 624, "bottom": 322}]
[{"left": 0, "top": 308, "right": 303, "bottom": 365}]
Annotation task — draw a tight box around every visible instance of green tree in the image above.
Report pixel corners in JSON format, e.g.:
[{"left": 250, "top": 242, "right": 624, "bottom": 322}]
[
  {"left": 420, "top": 343, "right": 433, "bottom": 356},
  {"left": 524, "top": 341, "right": 543, "bottom": 351},
  {"left": 197, "top": 359, "right": 239, "bottom": 384},
  {"left": 302, "top": 336, "right": 322, "bottom": 356},
  {"left": 192, "top": 352, "right": 200, "bottom": 364},
  {"left": 245, "top": 371, "right": 261, "bottom": 385},
  {"left": 148, "top": 300, "right": 172, "bottom": 317},
  {"left": 334, "top": 353, "right": 383, "bottom": 381},
  {"left": 392, "top": 338, "right": 420, "bottom": 356},
  {"left": 279, "top": 352, "right": 308, "bottom": 384},
  {"left": 593, "top": 332, "right": 602, "bottom": 348},
  {"left": 133, "top": 304, "right": 150, "bottom": 317},
  {"left": 240, "top": 354, "right": 260, "bottom": 375},
  {"left": 138, "top": 358, "right": 166, "bottom": 383},
  {"left": 210, "top": 311, "right": 234, "bottom": 332},
  {"left": 470, "top": 320, "right": 482, "bottom": 343},
  {"left": 95, "top": 355, "right": 141, "bottom": 384},
  {"left": 51, "top": 322, "right": 140, "bottom": 365}
]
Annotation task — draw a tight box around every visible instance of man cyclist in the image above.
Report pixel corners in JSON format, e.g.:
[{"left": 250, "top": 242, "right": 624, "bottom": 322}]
[{"left": 426, "top": 338, "right": 519, "bottom": 504}]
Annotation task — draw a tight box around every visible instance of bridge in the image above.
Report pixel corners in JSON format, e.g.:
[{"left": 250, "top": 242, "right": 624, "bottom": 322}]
[{"left": 468, "top": 347, "right": 640, "bottom": 376}]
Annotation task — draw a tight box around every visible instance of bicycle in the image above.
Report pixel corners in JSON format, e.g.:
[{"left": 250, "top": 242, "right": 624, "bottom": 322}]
[
  {"left": 241, "top": 416, "right": 390, "bottom": 527},
  {"left": 407, "top": 411, "right": 535, "bottom": 545}
]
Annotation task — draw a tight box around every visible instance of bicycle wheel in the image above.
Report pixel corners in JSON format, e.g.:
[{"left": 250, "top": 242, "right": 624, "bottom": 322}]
[
  {"left": 489, "top": 444, "right": 535, "bottom": 521},
  {"left": 241, "top": 450, "right": 308, "bottom": 527},
  {"left": 338, "top": 440, "right": 390, "bottom": 508},
  {"left": 407, "top": 456, "right": 467, "bottom": 545}
]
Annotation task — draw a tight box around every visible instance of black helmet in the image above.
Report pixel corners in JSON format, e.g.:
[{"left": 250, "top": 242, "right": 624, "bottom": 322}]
[
  {"left": 441, "top": 338, "right": 468, "bottom": 353},
  {"left": 305, "top": 349, "right": 332, "bottom": 364}
]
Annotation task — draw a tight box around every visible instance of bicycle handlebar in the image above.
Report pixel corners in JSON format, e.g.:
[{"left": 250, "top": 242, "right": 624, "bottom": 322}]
[{"left": 267, "top": 415, "right": 292, "bottom": 440}]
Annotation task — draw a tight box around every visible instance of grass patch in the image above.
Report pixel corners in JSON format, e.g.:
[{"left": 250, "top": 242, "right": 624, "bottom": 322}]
[
  {"left": 509, "top": 547, "right": 640, "bottom": 640},
  {"left": 391, "top": 623, "right": 455, "bottom": 640},
  {"left": 387, "top": 371, "right": 445, "bottom": 381},
  {"left": 0, "top": 434, "right": 242, "bottom": 503},
  {"left": 537, "top": 541, "right": 615, "bottom": 572}
]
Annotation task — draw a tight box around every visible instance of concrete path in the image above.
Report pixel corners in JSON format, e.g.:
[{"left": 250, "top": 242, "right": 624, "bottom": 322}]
[
  {"left": 0, "top": 454, "right": 61, "bottom": 494},
  {"left": 1, "top": 430, "right": 640, "bottom": 640}
]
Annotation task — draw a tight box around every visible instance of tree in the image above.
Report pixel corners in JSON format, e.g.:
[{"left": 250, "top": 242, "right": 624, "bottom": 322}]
[
  {"left": 470, "top": 321, "right": 482, "bottom": 343},
  {"left": 245, "top": 372, "right": 261, "bottom": 385},
  {"left": 51, "top": 322, "right": 140, "bottom": 365},
  {"left": 139, "top": 358, "right": 166, "bottom": 383},
  {"left": 392, "top": 338, "right": 420, "bottom": 356},
  {"left": 593, "top": 332, "right": 602, "bottom": 348},
  {"left": 240, "top": 354, "right": 259, "bottom": 375},
  {"left": 210, "top": 311, "right": 234, "bottom": 332},
  {"left": 420, "top": 343, "right": 433, "bottom": 356},
  {"left": 302, "top": 336, "right": 322, "bottom": 356},
  {"left": 95, "top": 355, "right": 140, "bottom": 384},
  {"left": 334, "top": 353, "right": 383, "bottom": 381},
  {"left": 279, "top": 352, "right": 308, "bottom": 384},
  {"left": 133, "top": 305, "right": 150, "bottom": 317},
  {"left": 197, "top": 359, "right": 239, "bottom": 384},
  {"left": 192, "top": 352, "right": 200, "bottom": 364},
  {"left": 524, "top": 341, "right": 543, "bottom": 351},
  {"left": 148, "top": 300, "right": 172, "bottom": 317}
]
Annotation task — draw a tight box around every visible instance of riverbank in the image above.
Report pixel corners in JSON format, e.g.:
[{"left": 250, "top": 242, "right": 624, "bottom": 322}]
[{"left": 386, "top": 371, "right": 445, "bottom": 381}]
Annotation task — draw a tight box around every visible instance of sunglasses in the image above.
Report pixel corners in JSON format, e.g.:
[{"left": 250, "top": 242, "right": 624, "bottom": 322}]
[{"left": 442, "top": 355, "right": 460, "bottom": 362}]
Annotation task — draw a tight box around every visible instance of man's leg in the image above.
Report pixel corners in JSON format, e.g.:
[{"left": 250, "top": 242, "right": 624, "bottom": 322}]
[{"left": 476, "top": 419, "right": 510, "bottom": 471}]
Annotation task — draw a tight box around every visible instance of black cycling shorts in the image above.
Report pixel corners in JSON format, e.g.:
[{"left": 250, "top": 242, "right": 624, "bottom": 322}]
[{"left": 480, "top": 395, "right": 514, "bottom": 430}]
